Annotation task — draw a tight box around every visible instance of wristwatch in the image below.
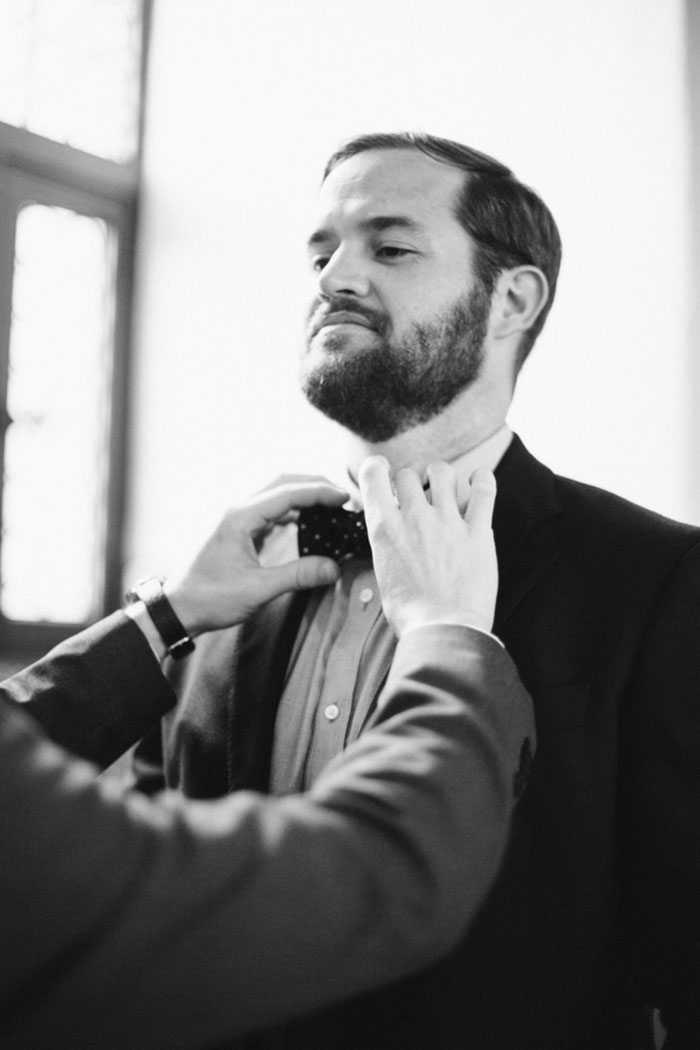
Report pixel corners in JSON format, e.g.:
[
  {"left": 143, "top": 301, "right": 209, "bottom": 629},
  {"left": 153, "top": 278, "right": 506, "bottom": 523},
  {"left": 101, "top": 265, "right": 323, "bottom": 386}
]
[{"left": 124, "top": 575, "right": 195, "bottom": 660}]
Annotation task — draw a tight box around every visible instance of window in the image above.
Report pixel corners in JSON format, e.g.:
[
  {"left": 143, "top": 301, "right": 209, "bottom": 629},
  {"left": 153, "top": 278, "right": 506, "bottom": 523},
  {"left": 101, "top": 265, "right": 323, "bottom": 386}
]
[
  {"left": 0, "top": 0, "right": 151, "bottom": 672},
  {"left": 0, "top": 0, "right": 144, "bottom": 162}
]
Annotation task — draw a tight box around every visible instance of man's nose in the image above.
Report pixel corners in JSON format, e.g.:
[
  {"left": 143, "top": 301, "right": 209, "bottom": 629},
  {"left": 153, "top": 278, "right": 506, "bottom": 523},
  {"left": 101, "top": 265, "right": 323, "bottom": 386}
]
[{"left": 317, "top": 247, "right": 371, "bottom": 298}]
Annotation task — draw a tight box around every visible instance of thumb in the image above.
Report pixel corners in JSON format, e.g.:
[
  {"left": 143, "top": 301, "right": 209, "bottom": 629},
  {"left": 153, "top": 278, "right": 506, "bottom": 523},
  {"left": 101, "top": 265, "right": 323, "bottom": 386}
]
[{"left": 259, "top": 556, "right": 340, "bottom": 602}]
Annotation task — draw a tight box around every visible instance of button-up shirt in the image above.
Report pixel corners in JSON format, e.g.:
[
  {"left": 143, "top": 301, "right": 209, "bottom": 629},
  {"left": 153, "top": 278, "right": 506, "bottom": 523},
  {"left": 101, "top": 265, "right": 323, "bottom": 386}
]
[{"left": 269, "top": 425, "right": 513, "bottom": 795}]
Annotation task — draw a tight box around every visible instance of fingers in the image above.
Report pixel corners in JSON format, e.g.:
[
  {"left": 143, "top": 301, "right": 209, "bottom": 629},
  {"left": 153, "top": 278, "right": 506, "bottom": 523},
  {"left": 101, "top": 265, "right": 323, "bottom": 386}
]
[
  {"left": 293, "top": 556, "right": 341, "bottom": 590},
  {"left": 252, "top": 481, "right": 349, "bottom": 527},
  {"left": 360, "top": 459, "right": 495, "bottom": 531},
  {"left": 358, "top": 456, "right": 399, "bottom": 534},
  {"left": 393, "top": 467, "right": 426, "bottom": 510},
  {"left": 464, "top": 469, "right": 497, "bottom": 531},
  {"left": 425, "top": 461, "right": 458, "bottom": 510},
  {"left": 259, "top": 556, "right": 340, "bottom": 602},
  {"left": 362, "top": 458, "right": 498, "bottom": 638}
]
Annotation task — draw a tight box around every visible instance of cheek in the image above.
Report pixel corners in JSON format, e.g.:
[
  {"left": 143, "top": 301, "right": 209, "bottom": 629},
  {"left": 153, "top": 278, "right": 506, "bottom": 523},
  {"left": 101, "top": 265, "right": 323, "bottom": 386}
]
[
  {"left": 305, "top": 291, "right": 322, "bottom": 321},
  {"left": 391, "top": 276, "right": 466, "bottom": 324}
]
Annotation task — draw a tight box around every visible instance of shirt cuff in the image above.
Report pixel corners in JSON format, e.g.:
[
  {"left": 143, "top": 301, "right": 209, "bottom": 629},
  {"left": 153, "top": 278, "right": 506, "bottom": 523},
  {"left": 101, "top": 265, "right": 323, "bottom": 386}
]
[{"left": 399, "top": 621, "right": 504, "bottom": 649}]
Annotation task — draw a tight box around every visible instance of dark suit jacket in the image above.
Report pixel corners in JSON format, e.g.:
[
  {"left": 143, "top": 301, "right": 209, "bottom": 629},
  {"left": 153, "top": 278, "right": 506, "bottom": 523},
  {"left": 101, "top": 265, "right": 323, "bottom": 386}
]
[
  {"left": 1, "top": 616, "right": 532, "bottom": 1049},
  {"left": 134, "top": 435, "right": 700, "bottom": 1049}
]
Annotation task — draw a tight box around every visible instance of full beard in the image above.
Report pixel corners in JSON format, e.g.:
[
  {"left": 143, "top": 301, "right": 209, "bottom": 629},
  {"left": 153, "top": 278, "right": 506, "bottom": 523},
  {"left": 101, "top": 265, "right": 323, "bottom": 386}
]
[{"left": 300, "top": 284, "right": 491, "bottom": 443}]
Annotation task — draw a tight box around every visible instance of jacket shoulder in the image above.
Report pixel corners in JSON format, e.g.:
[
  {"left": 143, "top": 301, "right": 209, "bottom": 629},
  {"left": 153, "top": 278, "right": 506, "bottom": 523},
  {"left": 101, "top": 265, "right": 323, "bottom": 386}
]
[
  {"left": 502, "top": 433, "right": 700, "bottom": 556},
  {"left": 554, "top": 472, "right": 700, "bottom": 553}
]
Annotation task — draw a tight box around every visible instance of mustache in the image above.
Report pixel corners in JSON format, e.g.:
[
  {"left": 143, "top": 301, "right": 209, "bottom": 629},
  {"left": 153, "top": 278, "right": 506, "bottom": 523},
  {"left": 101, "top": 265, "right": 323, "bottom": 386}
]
[{"left": 306, "top": 297, "right": 390, "bottom": 338}]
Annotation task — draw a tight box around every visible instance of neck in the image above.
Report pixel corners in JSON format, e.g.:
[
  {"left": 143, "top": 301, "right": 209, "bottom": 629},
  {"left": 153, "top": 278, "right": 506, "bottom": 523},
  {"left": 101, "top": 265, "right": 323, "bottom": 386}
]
[{"left": 345, "top": 383, "right": 511, "bottom": 482}]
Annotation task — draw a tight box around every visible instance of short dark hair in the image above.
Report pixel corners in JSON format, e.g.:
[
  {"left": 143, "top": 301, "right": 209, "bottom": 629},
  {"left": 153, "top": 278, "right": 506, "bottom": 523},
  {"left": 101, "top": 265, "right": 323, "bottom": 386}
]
[{"left": 323, "top": 132, "right": 562, "bottom": 366}]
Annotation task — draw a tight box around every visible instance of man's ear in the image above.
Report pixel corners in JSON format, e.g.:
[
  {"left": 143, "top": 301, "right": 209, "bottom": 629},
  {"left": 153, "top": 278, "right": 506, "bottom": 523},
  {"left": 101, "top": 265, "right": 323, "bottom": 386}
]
[{"left": 490, "top": 266, "right": 549, "bottom": 340}]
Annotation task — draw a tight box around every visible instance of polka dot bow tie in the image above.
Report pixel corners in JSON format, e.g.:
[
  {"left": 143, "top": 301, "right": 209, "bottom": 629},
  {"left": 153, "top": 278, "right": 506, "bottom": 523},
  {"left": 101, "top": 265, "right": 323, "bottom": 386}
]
[{"left": 297, "top": 505, "right": 371, "bottom": 563}]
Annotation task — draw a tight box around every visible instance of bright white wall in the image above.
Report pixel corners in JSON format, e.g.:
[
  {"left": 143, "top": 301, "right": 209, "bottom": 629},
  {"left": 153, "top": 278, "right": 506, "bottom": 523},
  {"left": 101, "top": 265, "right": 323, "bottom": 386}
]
[{"left": 127, "top": 0, "right": 691, "bottom": 578}]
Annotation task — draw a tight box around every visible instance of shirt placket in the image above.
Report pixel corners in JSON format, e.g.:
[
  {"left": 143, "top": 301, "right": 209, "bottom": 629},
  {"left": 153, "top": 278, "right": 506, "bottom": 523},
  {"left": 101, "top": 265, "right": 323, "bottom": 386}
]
[{"left": 301, "top": 564, "right": 380, "bottom": 788}]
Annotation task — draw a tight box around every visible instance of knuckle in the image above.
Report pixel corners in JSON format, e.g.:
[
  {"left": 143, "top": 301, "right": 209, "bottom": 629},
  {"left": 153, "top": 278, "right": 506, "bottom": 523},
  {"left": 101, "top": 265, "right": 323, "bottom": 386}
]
[
  {"left": 358, "top": 454, "right": 388, "bottom": 483},
  {"left": 470, "top": 468, "right": 496, "bottom": 493}
]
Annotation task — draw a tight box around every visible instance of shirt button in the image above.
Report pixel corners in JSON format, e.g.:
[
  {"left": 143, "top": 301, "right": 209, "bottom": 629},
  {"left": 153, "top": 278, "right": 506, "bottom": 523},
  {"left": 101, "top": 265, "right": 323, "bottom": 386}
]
[
  {"left": 359, "top": 587, "right": 374, "bottom": 605},
  {"left": 324, "top": 704, "right": 340, "bottom": 722}
]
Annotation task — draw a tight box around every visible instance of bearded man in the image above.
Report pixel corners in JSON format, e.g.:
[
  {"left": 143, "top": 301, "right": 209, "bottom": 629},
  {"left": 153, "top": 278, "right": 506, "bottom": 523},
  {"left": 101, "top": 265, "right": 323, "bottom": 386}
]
[{"left": 133, "top": 133, "right": 700, "bottom": 1050}]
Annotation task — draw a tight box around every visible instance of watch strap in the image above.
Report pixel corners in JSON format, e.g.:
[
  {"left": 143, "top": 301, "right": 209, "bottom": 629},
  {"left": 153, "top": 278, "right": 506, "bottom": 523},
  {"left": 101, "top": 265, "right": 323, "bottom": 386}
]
[{"left": 125, "top": 577, "right": 195, "bottom": 660}]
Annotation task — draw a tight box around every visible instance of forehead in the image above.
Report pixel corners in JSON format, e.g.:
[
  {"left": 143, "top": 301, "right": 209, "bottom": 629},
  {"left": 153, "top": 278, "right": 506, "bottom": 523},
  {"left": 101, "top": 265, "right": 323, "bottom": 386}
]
[{"left": 314, "top": 148, "right": 467, "bottom": 234}]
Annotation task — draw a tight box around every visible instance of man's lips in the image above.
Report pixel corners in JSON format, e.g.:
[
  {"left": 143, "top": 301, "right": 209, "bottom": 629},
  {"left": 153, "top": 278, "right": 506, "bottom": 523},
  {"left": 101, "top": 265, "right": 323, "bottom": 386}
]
[{"left": 312, "top": 311, "right": 375, "bottom": 336}]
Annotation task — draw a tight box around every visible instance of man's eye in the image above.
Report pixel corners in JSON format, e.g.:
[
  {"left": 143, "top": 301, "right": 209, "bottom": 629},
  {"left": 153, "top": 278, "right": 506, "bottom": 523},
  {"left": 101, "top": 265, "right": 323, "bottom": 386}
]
[
  {"left": 311, "top": 255, "right": 330, "bottom": 272},
  {"left": 375, "top": 246, "right": 413, "bottom": 260}
]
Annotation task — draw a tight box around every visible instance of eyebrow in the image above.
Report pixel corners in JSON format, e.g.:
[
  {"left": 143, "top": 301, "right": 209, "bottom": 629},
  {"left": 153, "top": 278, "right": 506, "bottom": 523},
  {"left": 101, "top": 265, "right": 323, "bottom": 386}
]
[{"left": 307, "top": 215, "right": 426, "bottom": 248}]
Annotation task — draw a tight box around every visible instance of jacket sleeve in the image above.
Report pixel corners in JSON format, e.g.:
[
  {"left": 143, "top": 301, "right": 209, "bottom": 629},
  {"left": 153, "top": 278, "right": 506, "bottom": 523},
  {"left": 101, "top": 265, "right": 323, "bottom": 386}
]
[
  {"left": 0, "top": 623, "right": 534, "bottom": 1050},
  {"left": 620, "top": 541, "right": 700, "bottom": 1047},
  {"left": 1, "top": 610, "right": 176, "bottom": 769}
]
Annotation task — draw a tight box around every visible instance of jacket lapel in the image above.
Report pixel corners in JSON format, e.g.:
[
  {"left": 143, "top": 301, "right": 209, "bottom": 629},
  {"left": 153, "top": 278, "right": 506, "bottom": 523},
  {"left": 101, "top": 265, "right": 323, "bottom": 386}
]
[
  {"left": 226, "top": 590, "right": 310, "bottom": 792},
  {"left": 493, "top": 434, "right": 562, "bottom": 631}
]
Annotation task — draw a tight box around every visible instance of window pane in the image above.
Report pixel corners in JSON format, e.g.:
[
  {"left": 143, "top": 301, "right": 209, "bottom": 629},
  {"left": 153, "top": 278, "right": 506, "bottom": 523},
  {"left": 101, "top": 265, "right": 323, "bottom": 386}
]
[
  {"left": 1, "top": 204, "right": 115, "bottom": 623},
  {"left": 0, "top": 0, "right": 144, "bottom": 162}
]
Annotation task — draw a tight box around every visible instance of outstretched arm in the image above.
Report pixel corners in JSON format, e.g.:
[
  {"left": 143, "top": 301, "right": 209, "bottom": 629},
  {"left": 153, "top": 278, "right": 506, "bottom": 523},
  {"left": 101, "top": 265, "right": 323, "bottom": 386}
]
[
  {"left": 6, "top": 478, "right": 348, "bottom": 765},
  {"left": 0, "top": 624, "right": 532, "bottom": 1048},
  {"left": 0, "top": 460, "right": 534, "bottom": 1048}
]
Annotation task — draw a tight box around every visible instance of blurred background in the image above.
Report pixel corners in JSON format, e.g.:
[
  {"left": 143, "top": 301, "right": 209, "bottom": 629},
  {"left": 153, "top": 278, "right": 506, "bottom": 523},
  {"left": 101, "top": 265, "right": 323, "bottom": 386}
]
[{"left": 0, "top": 0, "right": 698, "bottom": 669}]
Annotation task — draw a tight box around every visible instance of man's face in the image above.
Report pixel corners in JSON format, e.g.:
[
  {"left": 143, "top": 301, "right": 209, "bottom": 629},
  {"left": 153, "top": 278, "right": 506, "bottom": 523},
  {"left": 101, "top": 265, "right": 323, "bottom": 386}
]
[{"left": 300, "top": 148, "right": 493, "bottom": 442}]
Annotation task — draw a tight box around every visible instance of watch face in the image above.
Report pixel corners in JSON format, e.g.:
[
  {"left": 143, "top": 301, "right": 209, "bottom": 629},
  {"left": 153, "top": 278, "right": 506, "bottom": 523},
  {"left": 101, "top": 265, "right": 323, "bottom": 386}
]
[
  {"left": 127, "top": 575, "right": 163, "bottom": 604},
  {"left": 139, "top": 577, "right": 163, "bottom": 603}
]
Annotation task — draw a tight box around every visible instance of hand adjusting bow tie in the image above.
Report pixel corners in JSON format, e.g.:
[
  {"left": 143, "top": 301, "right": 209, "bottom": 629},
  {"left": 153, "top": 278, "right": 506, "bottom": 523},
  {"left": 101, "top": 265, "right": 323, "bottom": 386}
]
[{"left": 297, "top": 505, "right": 371, "bottom": 563}]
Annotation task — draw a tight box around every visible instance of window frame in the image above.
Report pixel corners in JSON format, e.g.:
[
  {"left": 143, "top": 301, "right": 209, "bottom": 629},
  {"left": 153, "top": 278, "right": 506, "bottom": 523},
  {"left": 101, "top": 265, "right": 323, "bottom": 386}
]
[{"left": 0, "top": 0, "right": 150, "bottom": 667}]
